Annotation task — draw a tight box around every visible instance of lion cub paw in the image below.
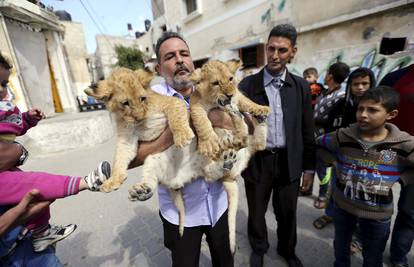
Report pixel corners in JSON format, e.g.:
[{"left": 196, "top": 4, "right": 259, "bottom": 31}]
[
  {"left": 128, "top": 183, "right": 154, "bottom": 201},
  {"left": 100, "top": 178, "right": 123, "bottom": 193},
  {"left": 173, "top": 127, "right": 195, "bottom": 148},
  {"left": 222, "top": 150, "right": 237, "bottom": 172},
  {"left": 198, "top": 135, "right": 220, "bottom": 159},
  {"left": 253, "top": 106, "right": 271, "bottom": 116}
]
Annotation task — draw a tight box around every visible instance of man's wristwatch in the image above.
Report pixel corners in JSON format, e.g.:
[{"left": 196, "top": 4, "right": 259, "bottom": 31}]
[{"left": 13, "top": 141, "right": 29, "bottom": 166}]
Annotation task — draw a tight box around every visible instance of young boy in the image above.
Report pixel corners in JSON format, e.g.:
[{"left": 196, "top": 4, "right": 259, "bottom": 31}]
[
  {"left": 317, "top": 86, "right": 414, "bottom": 267},
  {"left": 303, "top": 67, "right": 324, "bottom": 108},
  {"left": 312, "top": 62, "right": 350, "bottom": 215}
]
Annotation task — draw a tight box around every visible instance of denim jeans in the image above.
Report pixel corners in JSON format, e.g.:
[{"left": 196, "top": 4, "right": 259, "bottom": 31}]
[
  {"left": 333, "top": 205, "right": 391, "bottom": 267},
  {"left": 0, "top": 237, "right": 62, "bottom": 267},
  {"left": 390, "top": 183, "right": 414, "bottom": 265}
]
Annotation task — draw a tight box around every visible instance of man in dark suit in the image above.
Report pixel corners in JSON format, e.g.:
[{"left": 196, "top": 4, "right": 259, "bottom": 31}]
[{"left": 239, "top": 24, "right": 315, "bottom": 267}]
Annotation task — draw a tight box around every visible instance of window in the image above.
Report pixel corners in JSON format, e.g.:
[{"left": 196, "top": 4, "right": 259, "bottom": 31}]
[
  {"left": 185, "top": 0, "right": 197, "bottom": 14},
  {"left": 239, "top": 44, "right": 265, "bottom": 68}
]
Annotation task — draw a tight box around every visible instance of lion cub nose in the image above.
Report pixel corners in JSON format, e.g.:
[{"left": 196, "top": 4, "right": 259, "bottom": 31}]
[{"left": 225, "top": 94, "right": 233, "bottom": 99}]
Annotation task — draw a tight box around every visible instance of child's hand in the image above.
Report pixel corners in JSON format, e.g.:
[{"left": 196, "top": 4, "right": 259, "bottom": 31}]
[{"left": 28, "top": 108, "right": 45, "bottom": 120}]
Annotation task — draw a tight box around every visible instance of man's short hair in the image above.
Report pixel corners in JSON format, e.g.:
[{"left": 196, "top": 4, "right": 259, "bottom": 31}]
[
  {"left": 360, "top": 85, "right": 400, "bottom": 112},
  {"left": 303, "top": 67, "right": 318, "bottom": 77},
  {"left": 154, "top": 31, "right": 189, "bottom": 62},
  {"left": 268, "top": 24, "right": 297, "bottom": 47},
  {"left": 327, "top": 62, "right": 350, "bottom": 84},
  {"left": 0, "top": 53, "right": 12, "bottom": 70}
]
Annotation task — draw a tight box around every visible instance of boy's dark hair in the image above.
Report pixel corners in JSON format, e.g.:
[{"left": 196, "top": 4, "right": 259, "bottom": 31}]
[
  {"left": 327, "top": 62, "right": 350, "bottom": 84},
  {"left": 0, "top": 53, "right": 12, "bottom": 70},
  {"left": 268, "top": 24, "right": 297, "bottom": 47},
  {"left": 360, "top": 85, "right": 400, "bottom": 112},
  {"left": 155, "top": 31, "right": 189, "bottom": 62},
  {"left": 303, "top": 67, "right": 318, "bottom": 77}
]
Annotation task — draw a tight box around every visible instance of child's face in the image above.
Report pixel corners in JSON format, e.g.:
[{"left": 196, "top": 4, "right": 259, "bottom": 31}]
[
  {"left": 0, "top": 67, "right": 10, "bottom": 100},
  {"left": 356, "top": 99, "right": 398, "bottom": 132},
  {"left": 304, "top": 73, "right": 317, "bottom": 84},
  {"left": 351, "top": 75, "right": 371, "bottom": 97}
]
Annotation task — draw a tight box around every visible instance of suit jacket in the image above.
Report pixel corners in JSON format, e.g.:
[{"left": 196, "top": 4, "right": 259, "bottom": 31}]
[{"left": 239, "top": 68, "right": 316, "bottom": 183}]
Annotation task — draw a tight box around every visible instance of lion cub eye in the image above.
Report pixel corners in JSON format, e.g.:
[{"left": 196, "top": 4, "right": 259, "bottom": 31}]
[
  {"left": 211, "top": 81, "right": 220, "bottom": 86},
  {"left": 229, "top": 77, "right": 233, "bottom": 82},
  {"left": 121, "top": 100, "right": 130, "bottom": 106},
  {"left": 140, "top": 96, "right": 147, "bottom": 102}
]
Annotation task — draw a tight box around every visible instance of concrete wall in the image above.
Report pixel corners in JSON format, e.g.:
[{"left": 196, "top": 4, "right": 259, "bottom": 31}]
[
  {"left": 292, "top": 0, "right": 399, "bottom": 27},
  {"left": 18, "top": 110, "right": 115, "bottom": 155},
  {"left": 290, "top": 4, "right": 414, "bottom": 83},
  {"left": 61, "top": 21, "right": 91, "bottom": 97}
]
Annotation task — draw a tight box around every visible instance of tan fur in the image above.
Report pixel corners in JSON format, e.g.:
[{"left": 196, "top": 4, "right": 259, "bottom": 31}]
[
  {"left": 84, "top": 68, "right": 194, "bottom": 192},
  {"left": 189, "top": 60, "right": 270, "bottom": 253},
  {"left": 189, "top": 59, "right": 270, "bottom": 160}
]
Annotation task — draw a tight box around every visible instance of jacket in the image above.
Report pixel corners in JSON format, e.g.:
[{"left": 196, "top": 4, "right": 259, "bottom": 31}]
[
  {"left": 239, "top": 68, "right": 316, "bottom": 182},
  {"left": 318, "top": 123, "right": 414, "bottom": 219}
]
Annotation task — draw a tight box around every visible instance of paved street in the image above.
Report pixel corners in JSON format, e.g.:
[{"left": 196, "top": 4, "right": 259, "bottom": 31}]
[{"left": 23, "top": 137, "right": 413, "bottom": 267}]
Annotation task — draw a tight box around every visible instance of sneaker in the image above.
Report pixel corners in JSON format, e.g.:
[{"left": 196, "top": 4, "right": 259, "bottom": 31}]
[
  {"left": 84, "top": 161, "right": 111, "bottom": 191},
  {"left": 32, "top": 224, "right": 77, "bottom": 252}
]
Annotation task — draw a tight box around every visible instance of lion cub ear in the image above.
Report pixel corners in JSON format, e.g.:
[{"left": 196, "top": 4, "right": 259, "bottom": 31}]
[
  {"left": 226, "top": 59, "right": 242, "bottom": 74},
  {"left": 84, "top": 80, "right": 112, "bottom": 102},
  {"left": 135, "top": 68, "right": 154, "bottom": 89},
  {"left": 189, "top": 68, "right": 202, "bottom": 84}
]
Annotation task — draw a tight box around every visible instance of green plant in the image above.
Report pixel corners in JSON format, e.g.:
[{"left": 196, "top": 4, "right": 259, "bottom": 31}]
[{"left": 113, "top": 45, "right": 144, "bottom": 70}]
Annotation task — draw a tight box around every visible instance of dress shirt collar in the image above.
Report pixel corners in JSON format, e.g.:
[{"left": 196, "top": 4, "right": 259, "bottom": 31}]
[{"left": 263, "top": 67, "right": 287, "bottom": 87}]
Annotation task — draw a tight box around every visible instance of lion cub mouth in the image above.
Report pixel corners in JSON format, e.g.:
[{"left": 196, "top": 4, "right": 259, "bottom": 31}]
[{"left": 218, "top": 97, "right": 232, "bottom": 107}]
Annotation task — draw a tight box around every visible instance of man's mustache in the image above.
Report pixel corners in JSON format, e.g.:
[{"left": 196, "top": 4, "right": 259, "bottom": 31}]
[{"left": 174, "top": 64, "right": 190, "bottom": 75}]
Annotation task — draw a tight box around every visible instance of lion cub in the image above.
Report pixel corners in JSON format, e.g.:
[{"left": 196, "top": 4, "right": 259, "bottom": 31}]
[
  {"left": 84, "top": 68, "right": 195, "bottom": 192},
  {"left": 190, "top": 60, "right": 270, "bottom": 159},
  {"left": 188, "top": 59, "right": 270, "bottom": 253}
]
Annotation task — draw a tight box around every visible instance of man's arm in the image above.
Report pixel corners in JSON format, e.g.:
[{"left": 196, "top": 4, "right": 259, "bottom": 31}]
[
  {"left": 0, "top": 141, "right": 22, "bottom": 171},
  {"left": 129, "top": 109, "right": 237, "bottom": 168},
  {"left": 0, "top": 190, "right": 50, "bottom": 237},
  {"left": 301, "top": 79, "right": 316, "bottom": 171}
]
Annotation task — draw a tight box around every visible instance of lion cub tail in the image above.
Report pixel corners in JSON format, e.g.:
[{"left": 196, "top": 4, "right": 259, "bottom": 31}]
[{"left": 171, "top": 189, "right": 185, "bottom": 237}]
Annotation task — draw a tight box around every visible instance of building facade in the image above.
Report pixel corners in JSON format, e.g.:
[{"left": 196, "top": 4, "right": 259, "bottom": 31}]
[
  {"left": 0, "top": 0, "right": 80, "bottom": 115},
  {"left": 150, "top": 0, "right": 413, "bottom": 81}
]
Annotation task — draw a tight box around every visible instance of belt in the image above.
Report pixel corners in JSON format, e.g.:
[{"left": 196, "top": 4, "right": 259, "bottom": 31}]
[{"left": 265, "top": 147, "right": 286, "bottom": 154}]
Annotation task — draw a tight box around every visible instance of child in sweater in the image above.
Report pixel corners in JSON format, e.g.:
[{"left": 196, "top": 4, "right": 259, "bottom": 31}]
[
  {"left": 317, "top": 85, "right": 414, "bottom": 267},
  {"left": 0, "top": 53, "right": 111, "bottom": 252}
]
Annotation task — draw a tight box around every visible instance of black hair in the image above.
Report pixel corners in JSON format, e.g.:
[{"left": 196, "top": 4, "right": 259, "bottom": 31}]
[
  {"left": 344, "top": 67, "right": 376, "bottom": 103},
  {"left": 268, "top": 24, "right": 297, "bottom": 47},
  {"left": 303, "top": 67, "right": 318, "bottom": 77},
  {"left": 0, "top": 53, "right": 12, "bottom": 70},
  {"left": 327, "top": 62, "right": 350, "bottom": 84},
  {"left": 359, "top": 85, "right": 400, "bottom": 112},
  {"left": 154, "top": 31, "right": 189, "bottom": 62}
]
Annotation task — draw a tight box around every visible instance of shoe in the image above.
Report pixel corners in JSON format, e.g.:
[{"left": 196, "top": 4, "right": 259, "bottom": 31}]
[
  {"left": 32, "top": 224, "right": 77, "bottom": 252},
  {"left": 278, "top": 253, "right": 304, "bottom": 267},
  {"left": 84, "top": 161, "right": 111, "bottom": 191},
  {"left": 249, "top": 252, "right": 263, "bottom": 267}
]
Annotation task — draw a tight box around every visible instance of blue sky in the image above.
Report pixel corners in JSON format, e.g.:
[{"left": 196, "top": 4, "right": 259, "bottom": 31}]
[{"left": 42, "top": 0, "right": 153, "bottom": 53}]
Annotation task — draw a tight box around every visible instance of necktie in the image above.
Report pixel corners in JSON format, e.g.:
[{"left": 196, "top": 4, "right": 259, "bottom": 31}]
[{"left": 271, "top": 77, "right": 283, "bottom": 90}]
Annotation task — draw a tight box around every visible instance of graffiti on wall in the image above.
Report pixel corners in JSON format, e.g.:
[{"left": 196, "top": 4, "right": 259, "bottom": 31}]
[{"left": 313, "top": 48, "right": 412, "bottom": 85}]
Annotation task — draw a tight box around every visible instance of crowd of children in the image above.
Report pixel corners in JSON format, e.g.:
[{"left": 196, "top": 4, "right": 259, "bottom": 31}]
[{"left": 301, "top": 61, "right": 414, "bottom": 267}]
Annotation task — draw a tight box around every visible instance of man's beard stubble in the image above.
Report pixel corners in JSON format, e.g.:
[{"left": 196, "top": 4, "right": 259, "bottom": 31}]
[{"left": 167, "top": 63, "right": 194, "bottom": 90}]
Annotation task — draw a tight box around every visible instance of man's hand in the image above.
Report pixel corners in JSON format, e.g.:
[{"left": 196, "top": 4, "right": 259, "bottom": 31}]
[
  {"left": 0, "top": 189, "right": 50, "bottom": 236},
  {"left": 129, "top": 127, "right": 174, "bottom": 169},
  {"left": 27, "top": 108, "right": 45, "bottom": 121},
  {"left": 208, "top": 108, "right": 234, "bottom": 130},
  {"left": 301, "top": 172, "right": 314, "bottom": 193}
]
